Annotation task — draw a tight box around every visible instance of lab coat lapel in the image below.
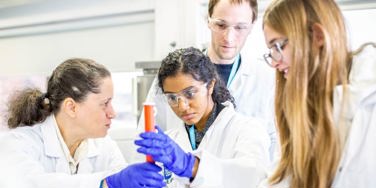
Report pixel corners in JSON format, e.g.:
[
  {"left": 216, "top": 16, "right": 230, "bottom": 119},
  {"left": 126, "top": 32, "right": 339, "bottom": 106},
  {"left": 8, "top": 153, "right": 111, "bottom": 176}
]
[
  {"left": 41, "top": 116, "right": 62, "bottom": 157},
  {"left": 169, "top": 124, "right": 193, "bottom": 152},
  {"left": 77, "top": 159, "right": 94, "bottom": 173},
  {"left": 228, "top": 56, "right": 254, "bottom": 100},
  {"left": 55, "top": 157, "right": 71, "bottom": 173},
  {"left": 199, "top": 102, "right": 235, "bottom": 153},
  {"left": 343, "top": 86, "right": 376, "bottom": 155},
  {"left": 77, "top": 139, "right": 100, "bottom": 173},
  {"left": 41, "top": 116, "right": 70, "bottom": 173},
  {"left": 179, "top": 125, "right": 193, "bottom": 152},
  {"left": 333, "top": 82, "right": 376, "bottom": 181}
]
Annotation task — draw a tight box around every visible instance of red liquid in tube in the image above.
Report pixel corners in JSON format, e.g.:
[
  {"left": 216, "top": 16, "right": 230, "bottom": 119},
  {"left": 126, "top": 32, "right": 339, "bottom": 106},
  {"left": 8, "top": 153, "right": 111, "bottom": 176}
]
[{"left": 143, "top": 102, "right": 155, "bottom": 162}]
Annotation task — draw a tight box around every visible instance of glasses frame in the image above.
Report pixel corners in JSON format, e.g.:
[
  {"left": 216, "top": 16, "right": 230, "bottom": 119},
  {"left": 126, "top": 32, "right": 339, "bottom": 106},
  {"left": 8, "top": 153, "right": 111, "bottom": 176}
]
[
  {"left": 208, "top": 17, "right": 252, "bottom": 36},
  {"left": 164, "top": 83, "right": 208, "bottom": 108},
  {"left": 263, "top": 38, "right": 289, "bottom": 67}
]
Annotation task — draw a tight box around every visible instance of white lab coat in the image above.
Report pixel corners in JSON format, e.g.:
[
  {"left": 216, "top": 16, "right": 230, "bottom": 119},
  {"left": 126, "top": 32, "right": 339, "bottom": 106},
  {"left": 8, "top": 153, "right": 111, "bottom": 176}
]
[
  {"left": 259, "top": 45, "right": 376, "bottom": 188},
  {"left": 0, "top": 115, "right": 126, "bottom": 188},
  {"left": 136, "top": 54, "right": 276, "bottom": 162},
  {"left": 163, "top": 102, "right": 271, "bottom": 188}
]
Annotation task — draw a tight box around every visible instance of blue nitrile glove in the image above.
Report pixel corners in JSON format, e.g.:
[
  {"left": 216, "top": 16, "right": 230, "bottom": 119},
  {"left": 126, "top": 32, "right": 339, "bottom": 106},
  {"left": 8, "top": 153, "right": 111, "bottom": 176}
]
[
  {"left": 135, "top": 126, "right": 196, "bottom": 178},
  {"left": 105, "top": 162, "right": 166, "bottom": 188}
]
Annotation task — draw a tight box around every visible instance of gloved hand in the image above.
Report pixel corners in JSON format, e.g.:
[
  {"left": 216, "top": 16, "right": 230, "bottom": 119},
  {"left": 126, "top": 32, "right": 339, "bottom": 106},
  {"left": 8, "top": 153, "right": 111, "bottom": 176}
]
[
  {"left": 105, "top": 162, "right": 166, "bottom": 188},
  {"left": 135, "top": 126, "right": 196, "bottom": 178}
]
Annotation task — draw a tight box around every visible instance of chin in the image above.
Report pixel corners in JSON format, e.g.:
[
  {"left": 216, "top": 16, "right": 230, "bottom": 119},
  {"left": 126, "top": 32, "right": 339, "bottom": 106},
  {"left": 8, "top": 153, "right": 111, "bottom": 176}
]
[
  {"left": 93, "top": 132, "right": 108, "bottom": 138},
  {"left": 183, "top": 119, "right": 197, "bottom": 126},
  {"left": 220, "top": 53, "right": 236, "bottom": 60}
]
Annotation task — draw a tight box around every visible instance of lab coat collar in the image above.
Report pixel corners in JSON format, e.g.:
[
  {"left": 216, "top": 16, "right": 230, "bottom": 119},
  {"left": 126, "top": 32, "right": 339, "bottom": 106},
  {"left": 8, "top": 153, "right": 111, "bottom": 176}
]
[
  {"left": 341, "top": 83, "right": 376, "bottom": 135},
  {"left": 41, "top": 115, "right": 63, "bottom": 158},
  {"left": 197, "top": 102, "right": 235, "bottom": 146},
  {"left": 86, "top": 139, "right": 100, "bottom": 157},
  {"left": 170, "top": 123, "right": 193, "bottom": 152},
  {"left": 235, "top": 54, "right": 253, "bottom": 76},
  {"left": 341, "top": 44, "right": 376, "bottom": 116},
  {"left": 334, "top": 82, "right": 376, "bottom": 122},
  {"left": 206, "top": 101, "right": 236, "bottom": 131},
  {"left": 172, "top": 101, "right": 236, "bottom": 153},
  {"left": 228, "top": 55, "right": 254, "bottom": 91}
]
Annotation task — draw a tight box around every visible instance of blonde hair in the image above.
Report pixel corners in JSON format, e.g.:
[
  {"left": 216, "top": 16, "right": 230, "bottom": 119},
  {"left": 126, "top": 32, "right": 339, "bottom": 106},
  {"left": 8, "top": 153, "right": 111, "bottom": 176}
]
[{"left": 263, "top": 0, "right": 351, "bottom": 187}]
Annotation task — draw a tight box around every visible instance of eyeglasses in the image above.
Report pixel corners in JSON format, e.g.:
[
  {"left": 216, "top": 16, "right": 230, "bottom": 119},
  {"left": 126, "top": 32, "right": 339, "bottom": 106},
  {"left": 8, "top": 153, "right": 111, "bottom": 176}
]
[
  {"left": 208, "top": 17, "right": 252, "bottom": 36},
  {"left": 164, "top": 83, "right": 208, "bottom": 107},
  {"left": 263, "top": 39, "right": 289, "bottom": 67}
]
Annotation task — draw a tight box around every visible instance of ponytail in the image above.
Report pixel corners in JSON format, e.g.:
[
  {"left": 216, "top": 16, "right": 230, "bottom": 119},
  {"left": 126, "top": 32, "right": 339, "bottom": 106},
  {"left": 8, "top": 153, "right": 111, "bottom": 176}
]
[
  {"left": 7, "top": 58, "right": 111, "bottom": 128},
  {"left": 7, "top": 88, "right": 52, "bottom": 129}
]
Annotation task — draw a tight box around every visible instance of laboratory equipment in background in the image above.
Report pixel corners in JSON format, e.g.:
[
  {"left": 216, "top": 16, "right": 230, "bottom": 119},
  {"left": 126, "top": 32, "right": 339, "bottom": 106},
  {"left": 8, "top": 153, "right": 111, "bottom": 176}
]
[{"left": 135, "top": 61, "right": 161, "bottom": 123}]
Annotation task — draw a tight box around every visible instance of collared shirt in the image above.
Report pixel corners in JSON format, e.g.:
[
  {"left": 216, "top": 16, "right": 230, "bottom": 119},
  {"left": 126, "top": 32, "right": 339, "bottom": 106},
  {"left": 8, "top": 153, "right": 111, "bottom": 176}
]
[
  {"left": 54, "top": 121, "right": 89, "bottom": 175},
  {"left": 185, "top": 102, "right": 225, "bottom": 148}
]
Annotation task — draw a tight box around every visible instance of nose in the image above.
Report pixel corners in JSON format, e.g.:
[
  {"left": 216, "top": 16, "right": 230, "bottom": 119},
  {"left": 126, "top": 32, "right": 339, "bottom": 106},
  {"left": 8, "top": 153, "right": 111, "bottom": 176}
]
[
  {"left": 223, "top": 27, "right": 236, "bottom": 43},
  {"left": 271, "top": 59, "right": 281, "bottom": 68},
  {"left": 107, "top": 105, "right": 116, "bottom": 119},
  {"left": 177, "top": 97, "right": 189, "bottom": 111}
]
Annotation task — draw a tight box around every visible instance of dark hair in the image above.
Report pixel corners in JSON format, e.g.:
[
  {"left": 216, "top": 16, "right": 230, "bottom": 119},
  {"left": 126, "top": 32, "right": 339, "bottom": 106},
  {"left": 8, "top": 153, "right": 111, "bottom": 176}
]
[
  {"left": 208, "top": 0, "right": 258, "bottom": 23},
  {"left": 157, "top": 47, "right": 235, "bottom": 106},
  {"left": 7, "top": 58, "right": 111, "bottom": 129}
]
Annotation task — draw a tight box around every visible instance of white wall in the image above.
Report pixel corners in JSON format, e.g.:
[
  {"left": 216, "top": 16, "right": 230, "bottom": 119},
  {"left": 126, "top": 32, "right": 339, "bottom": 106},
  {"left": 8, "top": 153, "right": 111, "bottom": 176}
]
[
  {"left": 344, "top": 8, "right": 376, "bottom": 49},
  {"left": 0, "top": 0, "right": 206, "bottom": 75},
  {"left": 0, "top": 0, "right": 156, "bottom": 75},
  {"left": 0, "top": 22, "right": 155, "bottom": 75}
]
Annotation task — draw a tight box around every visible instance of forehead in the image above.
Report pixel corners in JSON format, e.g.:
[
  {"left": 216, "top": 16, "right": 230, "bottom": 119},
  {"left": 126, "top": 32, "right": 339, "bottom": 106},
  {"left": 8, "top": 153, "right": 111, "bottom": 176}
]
[
  {"left": 163, "top": 73, "right": 203, "bottom": 93},
  {"left": 263, "top": 24, "right": 284, "bottom": 46},
  {"left": 82, "top": 76, "right": 113, "bottom": 102},
  {"left": 211, "top": 0, "right": 253, "bottom": 23}
]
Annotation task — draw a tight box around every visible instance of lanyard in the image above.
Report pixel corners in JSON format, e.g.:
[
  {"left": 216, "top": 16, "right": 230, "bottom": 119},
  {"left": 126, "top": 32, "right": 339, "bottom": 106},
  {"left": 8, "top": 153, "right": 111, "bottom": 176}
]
[
  {"left": 204, "top": 49, "right": 240, "bottom": 88},
  {"left": 189, "top": 125, "right": 196, "bottom": 150},
  {"left": 227, "top": 54, "right": 240, "bottom": 87}
]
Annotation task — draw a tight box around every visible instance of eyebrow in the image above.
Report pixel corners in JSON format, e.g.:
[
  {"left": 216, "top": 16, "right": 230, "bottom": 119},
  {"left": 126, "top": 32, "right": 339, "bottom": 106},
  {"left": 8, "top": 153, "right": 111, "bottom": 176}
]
[
  {"left": 164, "top": 86, "right": 195, "bottom": 94},
  {"left": 211, "top": 18, "right": 250, "bottom": 25},
  {"left": 267, "top": 38, "right": 286, "bottom": 48},
  {"left": 267, "top": 38, "right": 278, "bottom": 48},
  {"left": 100, "top": 97, "right": 112, "bottom": 103}
]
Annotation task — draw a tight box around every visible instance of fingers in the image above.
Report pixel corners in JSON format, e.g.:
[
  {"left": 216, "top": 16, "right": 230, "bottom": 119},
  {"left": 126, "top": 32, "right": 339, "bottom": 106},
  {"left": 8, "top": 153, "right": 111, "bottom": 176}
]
[
  {"left": 135, "top": 140, "right": 175, "bottom": 156},
  {"left": 137, "top": 172, "right": 166, "bottom": 188},
  {"left": 137, "top": 148, "right": 174, "bottom": 166},
  {"left": 142, "top": 169, "right": 164, "bottom": 181},
  {"left": 137, "top": 162, "right": 162, "bottom": 172},
  {"left": 136, "top": 163, "right": 166, "bottom": 188},
  {"left": 139, "top": 131, "right": 167, "bottom": 141},
  {"left": 134, "top": 138, "right": 167, "bottom": 148},
  {"left": 141, "top": 180, "right": 166, "bottom": 188},
  {"left": 137, "top": 147, "right": 165, "bottom": 156},
  {"left": 155, "top": 125, "right": 166, "bottom": 136}
]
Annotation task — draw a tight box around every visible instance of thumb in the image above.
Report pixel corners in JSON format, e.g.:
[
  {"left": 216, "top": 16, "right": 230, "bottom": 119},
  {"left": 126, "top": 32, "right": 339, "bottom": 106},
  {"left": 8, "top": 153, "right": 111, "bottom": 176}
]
[{"left": 155, "top": 125, "right": 166, "bottom": 136}]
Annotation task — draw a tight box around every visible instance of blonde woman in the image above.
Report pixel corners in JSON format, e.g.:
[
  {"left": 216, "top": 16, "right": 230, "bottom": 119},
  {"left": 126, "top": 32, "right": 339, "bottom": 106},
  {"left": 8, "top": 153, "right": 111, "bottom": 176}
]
[{"left": 261, "top": 0, "right": 376, "bottom": 187}]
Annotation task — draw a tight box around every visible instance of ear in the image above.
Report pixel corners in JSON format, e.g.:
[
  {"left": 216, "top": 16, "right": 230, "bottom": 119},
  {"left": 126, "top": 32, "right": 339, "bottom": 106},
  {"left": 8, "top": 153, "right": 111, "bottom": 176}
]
[
  {"left": 208, "top": 79, "right": 216, "bottom": 95},
  {"left": 311, "top": 23, "right": 325, "bottom": 47},
  {"left": 207, "top": 16, "right": 211, "bottom": 28},
  {"left": 61, "top": 98, "right": 78, "bottom": 118}
]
